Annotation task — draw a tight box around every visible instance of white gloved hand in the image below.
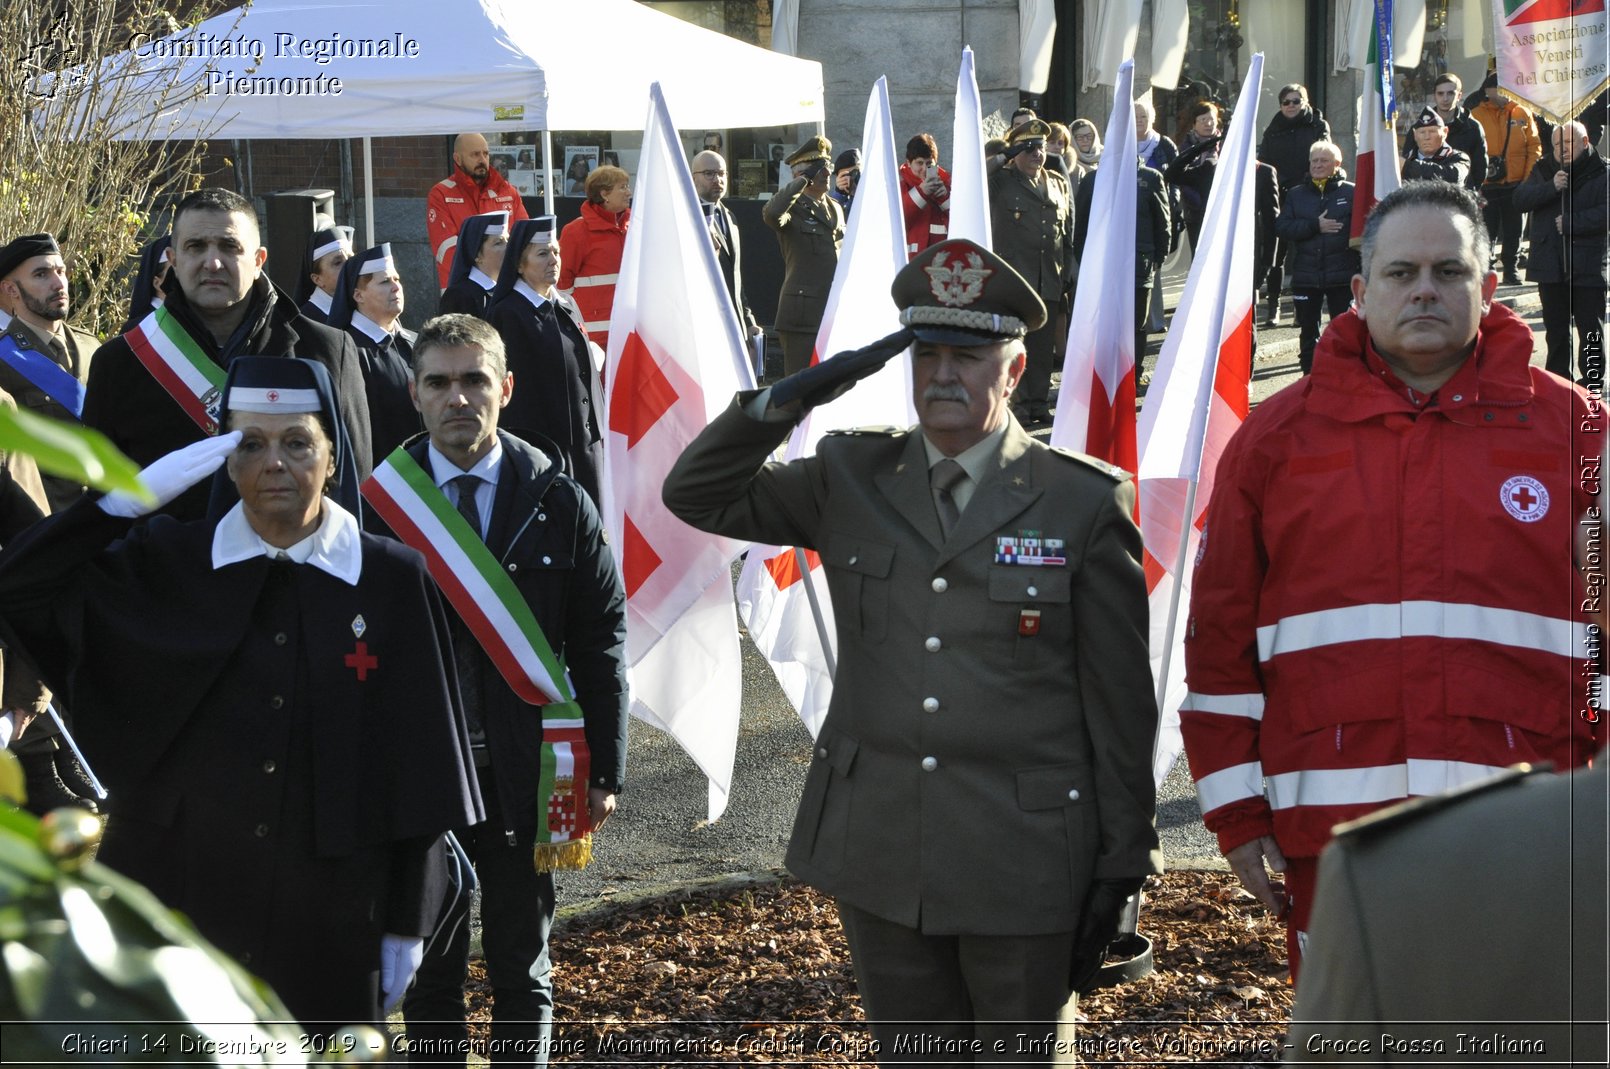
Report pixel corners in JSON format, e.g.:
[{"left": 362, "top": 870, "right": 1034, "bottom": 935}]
[
  {"left": 98, "top": 431, "right": 243, "bottom": 518},
  {"left": 379, "top": 932, "right": 424, "bottom": 1014}
]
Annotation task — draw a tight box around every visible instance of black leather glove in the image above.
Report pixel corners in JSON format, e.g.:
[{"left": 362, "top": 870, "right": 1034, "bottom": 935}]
[
  {"left": 767, "top": 329, "right": 916, "bottom": 412},
  {"left": 802, "top": 159, "right": 828, "bottom": 182},
  {"left": 1003, "top": 140, "right": 1034, "bottom": 162},
  {"left": 1068, "top": 877, "right": 1146, "bottom": 993}
]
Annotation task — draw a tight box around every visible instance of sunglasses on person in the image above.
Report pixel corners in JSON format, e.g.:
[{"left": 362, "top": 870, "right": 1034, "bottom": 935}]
[{"left": 1280, "top": 97, "right": 1302, "bottom": 106}]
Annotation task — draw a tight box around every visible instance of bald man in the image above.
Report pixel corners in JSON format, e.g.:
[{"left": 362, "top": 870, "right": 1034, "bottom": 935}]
[
  {"left": 427, "top": 132, "right": 531, "bottom": 290},
  {"left": 692, "top": 149, "right": 759, "bottom": 339}
]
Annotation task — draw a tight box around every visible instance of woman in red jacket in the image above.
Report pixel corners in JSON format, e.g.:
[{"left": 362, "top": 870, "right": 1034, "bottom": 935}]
[{"left": 559, "top": 164, "right": 631, "bottom": 353}]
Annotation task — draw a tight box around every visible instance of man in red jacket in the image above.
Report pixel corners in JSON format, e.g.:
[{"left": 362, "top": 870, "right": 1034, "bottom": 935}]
[
  {"left": 427, "top": 133, "right": 530, "bottom": 291},
  {"left": 1182, "top": 182, "right": 1601, "bottom": 978}
]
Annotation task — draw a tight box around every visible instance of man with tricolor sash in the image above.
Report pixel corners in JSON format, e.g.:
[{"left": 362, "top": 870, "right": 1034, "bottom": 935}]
[
  {"left": 0, "top": 233, "right": 99, "bottom": 512},
  {"left": 82, "top": 188, "right": 373, "bottom": 521},
  {"left": 365, "top": 314, "right": 626, "bottom": 1067}
]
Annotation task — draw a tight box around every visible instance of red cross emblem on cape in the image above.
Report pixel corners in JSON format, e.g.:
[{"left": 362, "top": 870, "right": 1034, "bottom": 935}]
[{"left": 344, "top": 640, "right": 378, "bottom": 681}]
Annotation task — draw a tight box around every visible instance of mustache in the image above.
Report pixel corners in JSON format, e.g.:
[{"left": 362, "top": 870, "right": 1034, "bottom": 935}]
[{"left": 923, "top": 384, "right": 971, "bottom": 404}]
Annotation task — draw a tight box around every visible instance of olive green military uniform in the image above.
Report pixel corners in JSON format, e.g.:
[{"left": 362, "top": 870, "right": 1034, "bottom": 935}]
[
  {"left": 764, "top": 158, "right": 845, "bottom": 378},
  {"left": 988, "top": 138, "right": 1075, "bottom": 421},
  {"left": 0, "top": 316, "right": 97, "bottom": 512},
  {"left": 1287, "top": 762, "right": 1607, "bottom": 1065}
]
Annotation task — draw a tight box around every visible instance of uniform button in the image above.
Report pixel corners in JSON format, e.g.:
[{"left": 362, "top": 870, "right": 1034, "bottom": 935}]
[
  {"left": 925, "top": 636, "right": 941, "bottom": 653},
  {"left": 932, "top": 577, "right": 948, "bottom": 593},
  {"left": 273, "top": 632, "right": 288, "bottom": 646},
  {"left": 847, "top": 555, "right": 858, "bottom": 565},
  {"left": 508, "top": 562, "right": 519, "bottom": 572},
  {"left": 1026, "top": 585, "right": 1038, "bottom": 597},
  {"left": 815, "top": 746, "right": 828, "bottom": 759},
  {"left": 269, "top": 695, "right": 284, "bottom": 710},
  {"left": 1451, "top": 394, "right": 1463, "bottom": 403},
  {"left": 1067, "top": 788, "right": 1081, "bottom": 801},
  {"left": 1483, "top": 412, "right": 1495, "bottom": 421},
  {"left": 537, "top": 513, "right": 547, "bottom": 521},
  {"left": 921, "top": 756, "right": 938, "bottom": 772},
  {"left": 922, "top": 697, "right": 939, "bottom": 713},
  {"left": 254, "top": 824, "right": 269, "bottom": 838},
  {"left": 542, "top": 555, "right": 552, "bottom": 565},
  {"left": 262, "top": 760, "right": 276, "bottom": 774}
]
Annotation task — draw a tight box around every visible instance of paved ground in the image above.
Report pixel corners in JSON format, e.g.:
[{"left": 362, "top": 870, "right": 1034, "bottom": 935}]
[{"left": 556, "top": 265, "right": 1552, "bottom": 909}]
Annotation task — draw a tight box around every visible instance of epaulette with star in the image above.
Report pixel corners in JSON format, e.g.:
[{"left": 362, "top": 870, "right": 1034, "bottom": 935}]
[{"left": 1047, "top": 446, "right": 1131, "bottom": 483}]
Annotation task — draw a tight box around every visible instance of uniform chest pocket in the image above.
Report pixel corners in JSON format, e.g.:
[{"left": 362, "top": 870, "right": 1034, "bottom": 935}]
[
  {"left": 989, "top": 566, "right": 1072, "bottom": 664},
  {"left": 820, "top": 531, "right": 894, "bottom": 643}
]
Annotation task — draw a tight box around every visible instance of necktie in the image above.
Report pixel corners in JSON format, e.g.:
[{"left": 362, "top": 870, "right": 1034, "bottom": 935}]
[
  {"left": 449, "top": 473, "right": 488, "bottom": 748},
  {"left": 931, "top": 459, "right": 967, "bottom": 539},
  {"left": 453, "top": 474, "right": 483, "bottom": 539}
]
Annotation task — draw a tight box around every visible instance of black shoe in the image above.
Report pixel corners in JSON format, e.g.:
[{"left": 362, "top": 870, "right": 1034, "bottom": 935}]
[{"left": 1502, "top": 272, "right": 1523, "bottom": 287}]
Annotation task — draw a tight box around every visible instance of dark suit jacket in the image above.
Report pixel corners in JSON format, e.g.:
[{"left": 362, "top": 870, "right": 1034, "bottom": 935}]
[
  {"left": 664, "top": 401, "right": 1163, "bottom": 936},
  {"left": 710, "top": 200, "right": 759, "bottom": 335},
  {"left": 398, "top": 431, "right": 628, "bottom": 832}
]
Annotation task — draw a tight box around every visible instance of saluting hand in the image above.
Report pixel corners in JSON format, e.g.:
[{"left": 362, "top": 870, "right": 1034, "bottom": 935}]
[{"left": 98, "top": 431, "right": 243, "bottom": 519}]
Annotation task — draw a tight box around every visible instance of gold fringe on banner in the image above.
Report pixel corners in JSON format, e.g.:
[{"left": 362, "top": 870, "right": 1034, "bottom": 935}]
[{"left": 533, "top": 834, "right": 593, "bottom": 873}]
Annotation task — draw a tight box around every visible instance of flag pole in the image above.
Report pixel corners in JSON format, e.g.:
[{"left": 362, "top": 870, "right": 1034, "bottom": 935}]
[
  {"left": 793, "top": 545, "right": 837, "bottom": 679},
  {"left": 1151, "top": 477, "right": 1200, "bottom": 770}
]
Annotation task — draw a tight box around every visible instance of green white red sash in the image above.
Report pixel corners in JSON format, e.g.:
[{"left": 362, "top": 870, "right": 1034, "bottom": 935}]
[
  {"left": 125, "top": 307, "right": 227, "bottom": 433},
  {"left": 361, "top": 445, "right": 594, "bottom": 870}
]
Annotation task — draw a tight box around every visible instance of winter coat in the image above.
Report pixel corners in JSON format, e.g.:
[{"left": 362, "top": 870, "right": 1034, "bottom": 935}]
[
  {"left": 1470, "top": 97, "right": 1541, "bottom": 187},
  {"left": 1259, "top": 106, "right": 1332, "bottom": 190},
  {"left": 1274, "top": 177, "right": 1360, "bottom": 288},
  {"left": 1514, "top": 147, "right": 1609, "bottom": 287}
]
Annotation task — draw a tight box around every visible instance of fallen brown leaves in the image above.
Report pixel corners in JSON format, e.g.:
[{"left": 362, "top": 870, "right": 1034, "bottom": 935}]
[{"left": 463, "top": 871, "right": 1294, "bottom": 1065}]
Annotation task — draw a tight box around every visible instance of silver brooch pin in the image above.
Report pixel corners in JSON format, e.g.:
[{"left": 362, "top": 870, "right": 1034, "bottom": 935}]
[{"left": 351, "top": 614, "right": 367, "bottom": 638}]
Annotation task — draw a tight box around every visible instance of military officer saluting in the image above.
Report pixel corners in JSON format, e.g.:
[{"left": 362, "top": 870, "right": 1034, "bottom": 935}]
[
  {"left": 764, "top": 135, "right": 846, "bottom": 377},
  {"left": 988, "top": 119, "right": 1076, "bottom": 425},
  {"left": 664, "top": 239, "right": 1162, "bottom": 1062},
  {"left": 0, "top": 233, "right": 99, "bottom": 511}
]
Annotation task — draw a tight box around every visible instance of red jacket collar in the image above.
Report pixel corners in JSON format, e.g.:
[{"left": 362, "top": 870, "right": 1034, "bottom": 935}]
[
  {"left": 1306, "top": 302, "right": 1537, "bottom": 423},
  {"left": 577, "top": 199, "right": 629, "bottom": 233},
  {"left": 453, "top": 162, "right": 511, "bottom": 194}
]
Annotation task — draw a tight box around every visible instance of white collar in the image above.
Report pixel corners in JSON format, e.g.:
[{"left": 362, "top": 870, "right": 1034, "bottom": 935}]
[
  {"left": 515, "top": 279, "right": 554, "bottom": 309},
  {"left": 469, "top": 266, "right": 496, "bottom": 291},
  {"left": 211, "top": 498, "right": 364, "bottom": 585},
  {"left": 427, "top": 436, "right": 503, "bottom": 488},
  {"left": 308, "top": 288, "right": 334, "bottom": 314},
  {"left": 350, "top": 310, "right": 394, "bottom": 344}
]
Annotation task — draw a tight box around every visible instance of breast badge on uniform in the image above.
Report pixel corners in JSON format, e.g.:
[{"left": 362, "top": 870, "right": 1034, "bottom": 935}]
[
  {"left": 1500, "top": 475, "right": 1549, "bottom": 523},
  {"left": 995, "top": 531, "right": 1066, "bottom": 566}
]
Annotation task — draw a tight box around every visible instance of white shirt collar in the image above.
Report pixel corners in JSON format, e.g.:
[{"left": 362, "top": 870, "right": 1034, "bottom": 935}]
[
  {"left": 469, "top": 266, "right": 496, "bottom": 291},
  {"left": 308, "top": 288, "right": 334, "bottom": 314},
  {"left": 211, "top": 498, "right": 364, "bottom": 585},
  {"left": 515, "top": 279, "right": 554, "bottom": 309},
  {"left": 427, "top": 436, "right": 503, "bottom": 488},
  {"left": 350, "top": 310, "right": 393, "bottom": 344}
]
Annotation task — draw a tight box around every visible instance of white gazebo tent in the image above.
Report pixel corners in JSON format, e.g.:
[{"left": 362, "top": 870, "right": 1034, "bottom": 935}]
[{"left": 90, "top": 0, "right": 825, "bottom": 235}]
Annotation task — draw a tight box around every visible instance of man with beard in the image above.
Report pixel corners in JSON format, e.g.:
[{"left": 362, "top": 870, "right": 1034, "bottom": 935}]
[
  {"left": 0, "top": 234, "right": 99, "bottom": 511},
  {"left": 81, "top": 188, "right": 373, "bottom": 521},
  {"left": 428, "top": 133, "right": 531, "bottom": 291}
]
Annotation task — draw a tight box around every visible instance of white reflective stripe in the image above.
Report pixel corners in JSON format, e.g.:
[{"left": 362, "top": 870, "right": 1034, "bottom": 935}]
[
  {"left": 573, "top": 273, "right": 619, "bottom": 286},
  {"left": 1266, "top": 765, "right": 1408, "bottom": 810},
  {"left": 1405, "top": 758, "right": 1515, "bottom": 796},
  {"left": 1181, "top": 691, "right": 1265, "bottom": 720},
  {"left": 1256, "top": 601, "right": 1585, "bottom": 661},
  {"left": 582, "top": 319, "right": 610, "bottom": 332},
  {"left": 1195, "top": 761, "right": 1264, "bottom": 813},
  {"left": 928, "top": 224, "right": 947, "bottom": 234},
  {"left": 435, "top": 236, "right": 457, "bottom": 264},
  {"left": 1265, "top": 760, "right": 1516, "bottom": 811}
]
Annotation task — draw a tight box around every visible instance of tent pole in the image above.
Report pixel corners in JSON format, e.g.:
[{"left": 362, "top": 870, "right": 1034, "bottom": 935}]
[
  {"left": 363, "top": 136, "right": 376, "bottom": 246},
  {"left": 543, "top": 128, "right": 555, "bottom": 215}
]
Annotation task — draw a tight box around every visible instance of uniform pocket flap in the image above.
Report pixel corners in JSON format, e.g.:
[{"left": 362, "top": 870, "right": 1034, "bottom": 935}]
[
  {"left": 1016, "top": 763, "right": 1092, "bottom": 810},
  {"left": 813, "top": 732, "right": 860, "bottom": 777},
  {"left": 988, "top": 567, "right": 1072, "bottom": 603},
  {"left": 819, "top": 532, "right": 894, "bottom": 578}
]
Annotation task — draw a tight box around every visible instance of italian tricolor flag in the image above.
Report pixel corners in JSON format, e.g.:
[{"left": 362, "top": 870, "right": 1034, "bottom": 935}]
[{"left": 1351, "top": 0, "right": 1402, "bottom": 244}]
